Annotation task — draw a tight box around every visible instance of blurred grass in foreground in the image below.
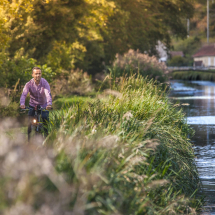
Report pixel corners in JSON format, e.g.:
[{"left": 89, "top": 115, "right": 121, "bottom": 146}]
[{"left": 0, "top": 75, "right": 204, "bottom": 215}]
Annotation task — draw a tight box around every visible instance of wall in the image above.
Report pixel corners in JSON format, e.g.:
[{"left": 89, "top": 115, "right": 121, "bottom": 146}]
[{"left": 194, "top": 56, "right": 215, "bottom": 67}]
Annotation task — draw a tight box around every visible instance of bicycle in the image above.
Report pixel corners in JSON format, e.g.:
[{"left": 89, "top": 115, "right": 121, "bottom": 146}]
[{"left": 21, "top": 105, "right": 51, "bottom": 142}]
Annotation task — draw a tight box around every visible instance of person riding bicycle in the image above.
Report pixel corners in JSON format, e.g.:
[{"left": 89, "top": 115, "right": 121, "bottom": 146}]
[{"left": 20, "top": 67, "right": 52, "bottom": 138}]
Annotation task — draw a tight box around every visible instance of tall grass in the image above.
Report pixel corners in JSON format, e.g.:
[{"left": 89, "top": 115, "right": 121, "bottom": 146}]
[{"left": 39, "top": 75, "right": 203, "bottom": 214}]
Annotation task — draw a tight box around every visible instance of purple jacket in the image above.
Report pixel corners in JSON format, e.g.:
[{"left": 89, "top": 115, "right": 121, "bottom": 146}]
[{"left": 20, "top": 78, "right": 52, "bottom": 108}]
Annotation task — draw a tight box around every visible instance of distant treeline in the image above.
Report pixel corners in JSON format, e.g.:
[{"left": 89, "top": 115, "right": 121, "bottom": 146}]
[{"left": 0, "top": 0, "right": 195, "bottom": 75}]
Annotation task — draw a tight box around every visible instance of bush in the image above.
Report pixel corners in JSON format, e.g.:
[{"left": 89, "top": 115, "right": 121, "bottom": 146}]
[
  {"left": 110, "top": 49, "right": 170, "bottom": 83},
  {"left": 172, "top": 36, "right": 201, "bottom": 60},
  {"left": 46, "top": 41, "right": 87, "bottom": 71},
  {"left": 51, "top": 69, "right": 94, "bottom": 99},
  {"left": 167, "top": 56, "right": 192, "bottom": 67},
  {"left": 0, "top": 56, "right": 56, "bottom": 88}
]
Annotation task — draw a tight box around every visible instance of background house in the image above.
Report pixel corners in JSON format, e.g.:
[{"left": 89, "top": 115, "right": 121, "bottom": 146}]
[
  {"left": 169, "top": 51, "right": 184, "bottom": 58},
  {"left": 193, "top": 44, "right": 215, "bottom": 67}
]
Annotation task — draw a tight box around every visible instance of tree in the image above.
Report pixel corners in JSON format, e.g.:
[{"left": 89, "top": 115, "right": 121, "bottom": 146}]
[
  {"left": 100, "top": 0, "right": 195, "bottom": 65},
  {"left": 0, "top": 0, "right": 34, "bottom": 49},
  {"left": 1, "top": 0, "right": 195, "bottom": 74}
]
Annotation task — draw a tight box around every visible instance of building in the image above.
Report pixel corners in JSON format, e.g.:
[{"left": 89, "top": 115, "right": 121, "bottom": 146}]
[
  {"left": 193, "top": 44, "right": 215, "bottom": 67},
  {"left": 169, "top": 51, "right": 184, "bottom": 58}
]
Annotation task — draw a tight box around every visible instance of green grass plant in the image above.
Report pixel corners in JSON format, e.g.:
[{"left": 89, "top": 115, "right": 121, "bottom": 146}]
[
  {"left": 52, "top": 95, "right": 95, "bottom": 109},
  {"left": 44, "top": 75, "right": 203, "bottom": 214}
]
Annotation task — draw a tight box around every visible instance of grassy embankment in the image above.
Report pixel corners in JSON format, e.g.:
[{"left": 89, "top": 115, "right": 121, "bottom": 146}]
[
  {"left": 0, "top": 75, "right": 204, "bottom": 214},
  {"left": 41, "top": 75, "right": 203, "bottom": 214},
  {"left": 171, "top": 70, "right": 215, "bottom": 81},
  {"left": 0, "top": 51, "right": 204, "bottom": 214}
]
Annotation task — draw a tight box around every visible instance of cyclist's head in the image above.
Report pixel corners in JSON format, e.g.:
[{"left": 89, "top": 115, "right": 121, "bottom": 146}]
[
  {"left": 32, "top": 67, "right": 41, "bottom": 74},
  {"left": 32, "top": 67, "right": 42, "bottom": 83}
]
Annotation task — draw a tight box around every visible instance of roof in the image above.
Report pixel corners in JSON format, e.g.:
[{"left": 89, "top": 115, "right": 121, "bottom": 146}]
[
  {"left": 169, "top": 51, "right": 184, "bottom": 57},
  {"left": 193, "top": 44, "right": 215, "bottom": 57}
]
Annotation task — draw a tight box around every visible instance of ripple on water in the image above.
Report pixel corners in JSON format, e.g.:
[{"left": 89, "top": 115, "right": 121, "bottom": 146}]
[{"left": 187, "top": 116, "right": 215, "bottom": 125}]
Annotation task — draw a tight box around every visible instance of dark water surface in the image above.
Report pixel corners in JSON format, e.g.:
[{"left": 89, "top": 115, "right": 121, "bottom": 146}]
[{"left": 169, "top": 80, "right": 215, "bottom": 214}]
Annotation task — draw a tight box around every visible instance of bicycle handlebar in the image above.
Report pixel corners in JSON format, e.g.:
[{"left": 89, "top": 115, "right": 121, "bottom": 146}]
[{"left": 20, "top": 106, "right": 53, "bottom": 111}]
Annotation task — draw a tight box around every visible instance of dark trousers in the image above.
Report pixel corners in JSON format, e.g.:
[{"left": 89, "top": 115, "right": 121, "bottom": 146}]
[{"left": 28, "top": 105, "right": 49, "bottom": 137}]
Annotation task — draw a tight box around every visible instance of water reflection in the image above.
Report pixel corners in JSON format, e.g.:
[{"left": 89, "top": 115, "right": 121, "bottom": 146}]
[{"left": 170, "top": 80, "right": 215, "bottom": 214}]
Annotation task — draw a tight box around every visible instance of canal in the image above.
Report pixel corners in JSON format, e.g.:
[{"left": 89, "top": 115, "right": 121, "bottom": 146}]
[{"left": 170, "top": 80, "right": 215, "bottom": 214}]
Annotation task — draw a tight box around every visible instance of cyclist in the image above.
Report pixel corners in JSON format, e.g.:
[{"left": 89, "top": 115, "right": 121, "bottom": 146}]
[{"left": 20, "top": 67, "right": 52, "bottom": 138}]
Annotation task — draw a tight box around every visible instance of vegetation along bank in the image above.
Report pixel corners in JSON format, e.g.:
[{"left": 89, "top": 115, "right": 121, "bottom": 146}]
[
  {"left": 0, "top": 77, "right": 203, "bottom": 214},
  {"left": 172, "top": 70, "right": 215, "bottom": 81},
  {"left": 0, "top": 50, "right": 204, "bottom": 214}
]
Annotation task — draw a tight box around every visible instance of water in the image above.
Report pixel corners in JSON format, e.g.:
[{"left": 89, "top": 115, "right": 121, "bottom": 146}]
[{"left": 169, "top": 80, "right": 215, "bottom": 214}]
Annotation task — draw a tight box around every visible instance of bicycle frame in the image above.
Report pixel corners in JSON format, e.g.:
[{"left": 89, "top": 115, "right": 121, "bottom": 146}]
[
  {"left": 31, "top": 108, "right": 43, "bottom": 133},
  {"left": 21, "top": 105, "right": 48, "bottom": 141}
]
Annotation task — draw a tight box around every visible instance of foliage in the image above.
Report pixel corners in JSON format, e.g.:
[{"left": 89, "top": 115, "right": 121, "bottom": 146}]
[
  {"left": 53, "top": 96, "right": 95, "bottom": 109},
  {"left": 0, "top": 56, "right": 55, "bottom": 88},
  {"left": 51, "top": 69, "right": 94, "bottom": 99},
  {"left": 0, "top": 0, "right": 195, "bottom": 74},
  {"left": 46, "top": 41, "right": 87, "bottom": 71},
  {"left": 170, "top": 36, "right": 202, "bottom": 66},
  {"left": 172, "top": 70, "right": 215, "bottom": 81},
  {"left": 0, "top": 80, "right": 29, "bottom": 118},
  {"left": 0, "top": 0, "right": 34, "bottom": 48},
  {"left": 173, "top": 36, "right": 201, "bottom": 58},
  {"left": 0, "top": 101, "right": 20, "bottom": 118},
  {"left": 187, "top": 1, "right": 215, "bottom": 38},
  {"left": 167, "top": 56, "right": 192, "bottom": 67},
  {"left": 110, "top": 49, "right": 170, "bottom": 83}
]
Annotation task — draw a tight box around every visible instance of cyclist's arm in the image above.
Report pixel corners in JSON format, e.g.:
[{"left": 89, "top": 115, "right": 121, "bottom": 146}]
[
  {"left": 44, "top": 82, "right": 52, "bottom": 106},
  {"left": 20, "top": 83, "right": 30, "bottom": 108}
]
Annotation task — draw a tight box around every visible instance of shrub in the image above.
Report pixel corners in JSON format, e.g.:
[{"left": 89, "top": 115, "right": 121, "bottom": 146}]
[
  {"left": 46, "top": 41, "right": 87, "bottom": 71},
  {"left": 167, "top": 56, "right": 192, "bottom": 67},
  {"left": 111, "top": 49, "right": 170, "bottom": 83},
  {"left": 0, "top": 84, "right": 21, "bottom": 118},
  {"left": 51, "top": 69, "right": 94, "bottom": 99},
  {"left": 0, "top": 56, "right": 56, "bottom": 88}
]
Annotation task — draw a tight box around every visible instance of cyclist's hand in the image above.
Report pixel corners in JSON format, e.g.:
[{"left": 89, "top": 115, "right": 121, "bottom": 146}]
[
  {"left": 46, "top": 105, "right": 52, "bottom": 110},
  {"left": 20, "top": 105, "right": 25, "bottom": 109}
]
